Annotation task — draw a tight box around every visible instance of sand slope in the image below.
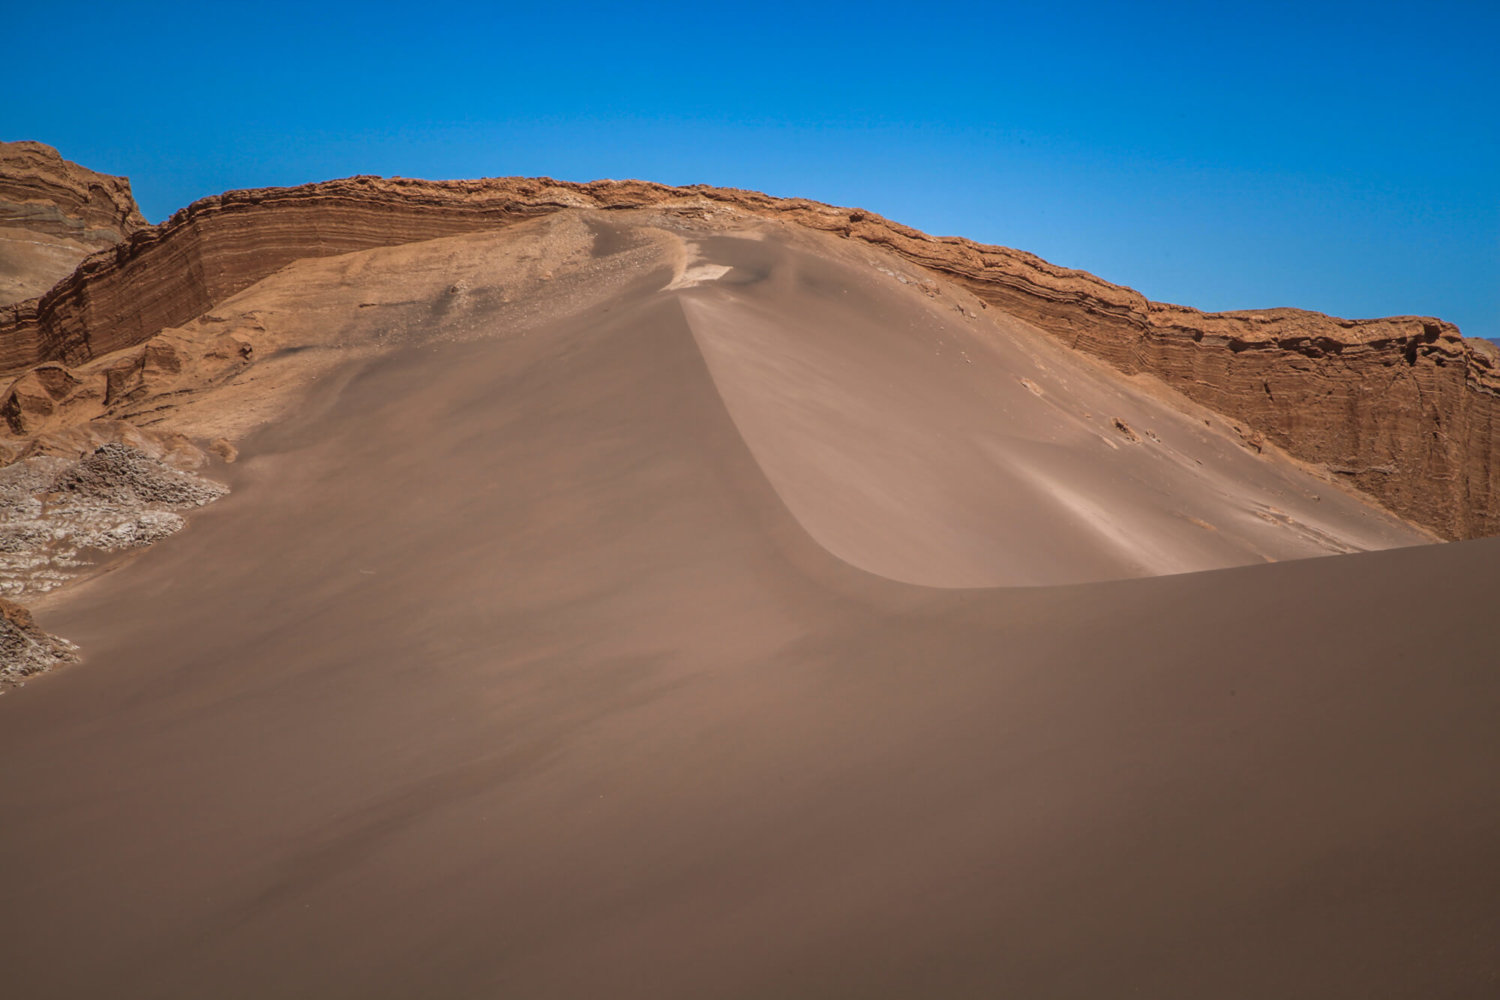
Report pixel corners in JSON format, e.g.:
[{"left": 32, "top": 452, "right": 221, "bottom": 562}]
[
  {"left": 670, "top": 225, "right": 1426, "bottom": 585},
  {"left": 0, "top": 218, "right": 1494, "bottom": 996}
]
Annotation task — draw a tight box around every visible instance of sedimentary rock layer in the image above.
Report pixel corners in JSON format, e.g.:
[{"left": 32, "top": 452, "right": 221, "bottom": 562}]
[
  {"left": 0, "top": 141, "right": 146, "bottom": 305},
  {"left": 1, "top": 173, "right": 1496, "bottom": 537},
  {"left": 0, "top": 141, "right": 145, "bottom": 242}
]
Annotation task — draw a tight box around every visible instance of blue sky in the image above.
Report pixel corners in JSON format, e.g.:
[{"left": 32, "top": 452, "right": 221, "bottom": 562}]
[{"left": 6, "top": 0, "right": 1496, "bottom": 337}]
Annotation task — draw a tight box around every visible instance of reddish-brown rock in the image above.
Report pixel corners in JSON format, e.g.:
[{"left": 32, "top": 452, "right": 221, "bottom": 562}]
[
  {"left": 0, "top": 172, "right": 1495, "bottom": 539},
  {"left": 0, "top": 141, "right": 146, "bottom": 305}
]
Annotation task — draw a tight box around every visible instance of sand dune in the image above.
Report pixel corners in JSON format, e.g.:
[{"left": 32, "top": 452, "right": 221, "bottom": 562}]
[
  {"left": 0, "top": 212, "right": 1495, "bottom": 996},
  {"left": 1, "top": 212, "right": 1429, "bottom": 593},
  {"left": 6, "top": 169, "right": 1494, "bottom": 539}
]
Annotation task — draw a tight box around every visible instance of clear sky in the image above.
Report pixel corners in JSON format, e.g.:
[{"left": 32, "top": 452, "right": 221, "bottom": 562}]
[{"left": 6, "top": 0, "right": 1496, "bottom": 337}]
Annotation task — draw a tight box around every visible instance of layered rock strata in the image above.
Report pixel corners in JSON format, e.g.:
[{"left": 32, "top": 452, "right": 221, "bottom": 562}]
[
  {"left": 1, "top": 173, "right": 1495, "bottom": 538},
  {"left": 0, "top": 141, "right": 146, "bottom": 305}
]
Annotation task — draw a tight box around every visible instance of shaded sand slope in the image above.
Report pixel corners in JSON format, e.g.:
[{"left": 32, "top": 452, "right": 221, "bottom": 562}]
[
  {"left": 672, "top": 225, "right": 1426, "bottom": 585},
  {"left": 0, "top": 265, "right": 1495, "bottom": 996}
]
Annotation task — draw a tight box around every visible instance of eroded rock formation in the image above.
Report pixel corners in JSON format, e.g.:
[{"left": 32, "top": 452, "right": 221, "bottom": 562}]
[
  {"left": 0, "top": 596, "right": 78, "bottom": 687},
  {"left": 0, "top": 141, "right": 146, "bottom": 306},
  {"left": 1, "top": 171, "right": 1496, "bottom": 539}
]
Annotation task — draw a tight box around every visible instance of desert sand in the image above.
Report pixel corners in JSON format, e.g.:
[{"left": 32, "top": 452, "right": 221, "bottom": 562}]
[{"left": 0, "top": 206, "right": 1496, "bottom": 996}]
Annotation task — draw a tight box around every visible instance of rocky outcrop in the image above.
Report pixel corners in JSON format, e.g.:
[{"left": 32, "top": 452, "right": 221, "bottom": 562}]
[
  {"left": 0, "top": 141, "right": 145, "bottom": 242},
  {"left": 0, "top": 596, "right": 78, "bottom": 687},
  {"left": 0, "top": 443, "right": 227, "bottom": 613},
  {"left": 0, "top": 172, "right": 1495, "bottom": 539},
  {"left": 0, "top": 141, "right": 146, "bottom": 306}
]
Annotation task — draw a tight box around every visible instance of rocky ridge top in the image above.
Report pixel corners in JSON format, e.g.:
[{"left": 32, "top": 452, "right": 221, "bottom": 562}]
[
  {"left": 0, "top": 141, "right": 145, "bottom": 244},
  {"left": 0, "top": 140, "right": 147, "bottom": 306}
]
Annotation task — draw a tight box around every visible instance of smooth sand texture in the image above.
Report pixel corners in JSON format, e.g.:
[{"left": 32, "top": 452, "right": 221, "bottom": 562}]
[
  {"left": 0, "top": 222, "right": 1494, "bottom": 996},
  {"left": 674, "top": 228, "right": 1428, "bottom": 585}
]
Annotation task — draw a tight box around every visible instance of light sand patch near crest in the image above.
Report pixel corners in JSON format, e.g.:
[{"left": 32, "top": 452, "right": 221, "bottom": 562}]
[{"left": 664, "top": 235, "right": 735, "bottom": 290}]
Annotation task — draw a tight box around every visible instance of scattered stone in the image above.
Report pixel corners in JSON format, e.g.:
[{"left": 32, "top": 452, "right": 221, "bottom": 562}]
[
  {"left": 49, "top": 443, "right": 228, "bottom": 508},
  {"left": 0, "top": 444, "right": 228, "bottom": 615}
]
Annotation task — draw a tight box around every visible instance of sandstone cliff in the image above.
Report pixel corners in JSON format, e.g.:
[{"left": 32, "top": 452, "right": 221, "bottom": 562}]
[
  {"left": 0, "top": 172, "right": 1495, "bottom": 539},
  {"left": 0, "top": 141, "right": 146, "bottom": 306}
]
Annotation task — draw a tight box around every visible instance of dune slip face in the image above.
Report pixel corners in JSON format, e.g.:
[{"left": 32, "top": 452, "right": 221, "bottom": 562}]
[{"left": 670, "top": 226, "right": 1428, "bottom": 586}]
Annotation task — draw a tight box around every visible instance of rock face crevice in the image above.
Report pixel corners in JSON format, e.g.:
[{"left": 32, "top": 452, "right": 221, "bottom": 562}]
[{"left": 1, "top": 173, "right": 1496, "bottom": 539}]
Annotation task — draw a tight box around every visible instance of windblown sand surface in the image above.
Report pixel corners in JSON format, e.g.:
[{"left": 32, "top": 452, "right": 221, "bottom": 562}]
[{"left": 0, "top": 215, "right": 1494, "bottom": 996}]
